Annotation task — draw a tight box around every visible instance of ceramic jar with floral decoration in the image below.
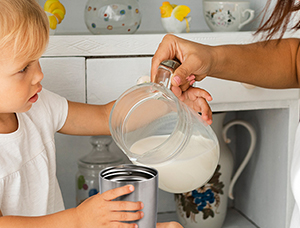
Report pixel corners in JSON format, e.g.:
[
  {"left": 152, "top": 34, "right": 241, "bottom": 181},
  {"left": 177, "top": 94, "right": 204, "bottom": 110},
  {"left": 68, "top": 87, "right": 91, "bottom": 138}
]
[
  {"left": 175, "top": 112, "right": 256, "bottom": 228},
  {"left": 84, "top": 0, "right": 142, "bottom": 34},
  {"left": 76, "top": 136, "right": 125, "bottom": 205}
]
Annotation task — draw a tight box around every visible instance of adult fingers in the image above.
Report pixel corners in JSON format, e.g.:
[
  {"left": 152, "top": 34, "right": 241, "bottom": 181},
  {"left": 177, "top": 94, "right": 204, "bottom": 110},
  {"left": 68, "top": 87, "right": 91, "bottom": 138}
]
[
  {"left": 151, "top": 34, "right": 181, "bottom": 81},
  {"left": 172, "top": 65, "right": 207, "bottom": 89},
  {"left": 171, "top": 65, "right": 192, "bottom": 87},
  {"left": 101, "top": 185, "right": 134, "bottom": 201}
]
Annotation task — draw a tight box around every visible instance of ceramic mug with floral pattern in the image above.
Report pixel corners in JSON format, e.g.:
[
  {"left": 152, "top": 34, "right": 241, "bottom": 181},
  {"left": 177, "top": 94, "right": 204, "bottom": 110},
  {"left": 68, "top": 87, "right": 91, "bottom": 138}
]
[{"left": 203, "top": 1, "right": 255, "bottom": 32}]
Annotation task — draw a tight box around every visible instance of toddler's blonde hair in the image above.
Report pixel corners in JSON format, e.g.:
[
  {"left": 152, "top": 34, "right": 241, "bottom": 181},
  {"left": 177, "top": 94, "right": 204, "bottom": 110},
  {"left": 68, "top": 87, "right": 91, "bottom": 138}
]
[{"left": 0, "top": 0, "right": 49, "bottom": 61}]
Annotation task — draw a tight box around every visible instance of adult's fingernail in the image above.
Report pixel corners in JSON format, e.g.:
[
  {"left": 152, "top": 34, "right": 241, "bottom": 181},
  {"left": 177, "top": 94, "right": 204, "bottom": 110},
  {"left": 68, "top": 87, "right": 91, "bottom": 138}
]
[
  {"left": 173, "top": 76, "right": 181, "bottom": 85},
  {"left": 189, "top": 80, "right": 195, "bottom": 85},
  {"left": 186, "top": 75, "right": 195, "bottom": 81}
]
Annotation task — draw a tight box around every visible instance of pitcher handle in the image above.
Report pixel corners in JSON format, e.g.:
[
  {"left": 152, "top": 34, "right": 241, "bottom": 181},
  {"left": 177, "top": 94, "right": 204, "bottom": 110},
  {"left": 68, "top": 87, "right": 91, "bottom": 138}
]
[
  {"left": 222, "top": 120, "right": 257, "bottom": 200},
  {"left": 238, "top": 9, "right": 255, "bottom": 29}
]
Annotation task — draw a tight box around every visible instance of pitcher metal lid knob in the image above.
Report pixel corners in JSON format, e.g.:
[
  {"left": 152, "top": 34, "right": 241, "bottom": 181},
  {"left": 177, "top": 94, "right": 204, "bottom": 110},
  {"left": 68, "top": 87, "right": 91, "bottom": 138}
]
[
  {"left": 154, "top": 59, "right": 181, "bottom": 89},
  {"left": 160, "top": 60, "right": 181, "bottom": 71}
]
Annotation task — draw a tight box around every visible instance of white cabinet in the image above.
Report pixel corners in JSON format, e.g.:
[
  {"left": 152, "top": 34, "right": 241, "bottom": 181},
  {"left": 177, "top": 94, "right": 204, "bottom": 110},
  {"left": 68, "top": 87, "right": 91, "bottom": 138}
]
[
  {"left": 42, "top": 32, "right": 300, "bottom": 227},
  {"left": 87, "top": 57, "right": 152, "bottom": 104},
  {"left": 40, "top": 57, "right": 85, "bottom": 102}
]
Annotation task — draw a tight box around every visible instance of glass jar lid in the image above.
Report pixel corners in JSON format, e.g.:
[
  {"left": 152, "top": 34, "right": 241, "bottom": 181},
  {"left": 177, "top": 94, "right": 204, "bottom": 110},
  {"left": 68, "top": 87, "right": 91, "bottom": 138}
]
[{"left": 78, "top": 135, "right": 124, "bottom": 170}]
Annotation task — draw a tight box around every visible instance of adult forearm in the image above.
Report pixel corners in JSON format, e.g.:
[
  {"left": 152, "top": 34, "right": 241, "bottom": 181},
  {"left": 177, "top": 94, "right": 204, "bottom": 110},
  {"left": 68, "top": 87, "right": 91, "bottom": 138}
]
[{"left": 211, "top": 38, "right": 300, "bottom": 88}]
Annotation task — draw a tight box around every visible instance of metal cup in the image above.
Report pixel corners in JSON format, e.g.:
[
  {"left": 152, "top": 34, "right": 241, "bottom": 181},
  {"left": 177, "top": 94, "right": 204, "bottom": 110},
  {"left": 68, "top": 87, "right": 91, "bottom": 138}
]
[{"left": 99, "top": 164, "right": 158, "bottom": 228}]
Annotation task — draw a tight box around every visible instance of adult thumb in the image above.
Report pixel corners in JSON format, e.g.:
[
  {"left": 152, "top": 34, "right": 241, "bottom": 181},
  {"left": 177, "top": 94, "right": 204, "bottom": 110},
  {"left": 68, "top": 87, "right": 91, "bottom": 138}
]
[{"left": 172, "top": 65, "right": 192, "bottom": 92}]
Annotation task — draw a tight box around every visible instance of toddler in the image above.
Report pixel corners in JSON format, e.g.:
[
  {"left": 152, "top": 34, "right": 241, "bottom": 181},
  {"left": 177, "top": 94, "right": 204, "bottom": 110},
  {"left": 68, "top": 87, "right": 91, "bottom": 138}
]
[{"left": 0, "top": 0, "right": 212, "bottom": 227}]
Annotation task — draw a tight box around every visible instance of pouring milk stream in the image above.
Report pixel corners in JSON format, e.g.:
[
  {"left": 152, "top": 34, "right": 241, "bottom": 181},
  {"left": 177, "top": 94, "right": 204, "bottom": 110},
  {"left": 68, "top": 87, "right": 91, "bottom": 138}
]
[{"left": 109, "top": 60, "right": 220, "bottom": 193}]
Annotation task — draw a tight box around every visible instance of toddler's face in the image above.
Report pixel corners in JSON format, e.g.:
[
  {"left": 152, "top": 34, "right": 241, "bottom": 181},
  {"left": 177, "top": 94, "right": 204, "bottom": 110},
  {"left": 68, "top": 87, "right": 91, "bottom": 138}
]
[{"left": 0, "top": 52, "right": 44, "bottom": 114}]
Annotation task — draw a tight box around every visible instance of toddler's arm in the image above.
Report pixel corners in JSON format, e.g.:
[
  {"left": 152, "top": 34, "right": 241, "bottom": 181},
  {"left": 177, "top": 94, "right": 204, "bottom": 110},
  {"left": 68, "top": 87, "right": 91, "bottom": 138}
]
[
  {"left": 58, "top": 100, "right": 114, "bottom": 135},
  {"left": 0, "top": 185, "right": 142, "bottom": 228},
  {"left": 58, "top": 89, "right": 212, "bottom": 137}
]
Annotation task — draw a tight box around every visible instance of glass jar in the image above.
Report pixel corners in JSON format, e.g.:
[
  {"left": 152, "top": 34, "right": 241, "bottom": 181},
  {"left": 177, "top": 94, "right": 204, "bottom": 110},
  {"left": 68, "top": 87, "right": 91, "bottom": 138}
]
[
  {"left": 76, "top": 135, "right": 125, "bottom": 205},
  {"left": 84, "top": 0, "right": 142, "bottom": 35},
  {"left": 109, "top": 60, "right": 220, "bottom": 194}
]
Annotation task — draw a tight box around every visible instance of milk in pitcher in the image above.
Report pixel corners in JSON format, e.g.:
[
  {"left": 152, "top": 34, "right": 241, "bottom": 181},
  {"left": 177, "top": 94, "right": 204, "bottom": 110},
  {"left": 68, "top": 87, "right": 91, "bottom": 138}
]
[{"left": 130, "top": 134, "right": 219, "bottom": 193}]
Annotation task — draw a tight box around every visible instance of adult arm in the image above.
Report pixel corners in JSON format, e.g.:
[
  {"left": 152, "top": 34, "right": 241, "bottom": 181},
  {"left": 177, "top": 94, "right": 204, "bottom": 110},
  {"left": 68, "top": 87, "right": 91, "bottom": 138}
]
[{"left": 151, "top": 34, "right": 300, "bottom": 91}]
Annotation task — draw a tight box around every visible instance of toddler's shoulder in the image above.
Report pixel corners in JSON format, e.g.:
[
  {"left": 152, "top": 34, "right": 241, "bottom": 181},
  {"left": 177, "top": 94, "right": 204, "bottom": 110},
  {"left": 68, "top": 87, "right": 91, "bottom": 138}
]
[{"left": 27, "top": 88, "right": 68, "bottom": 132}]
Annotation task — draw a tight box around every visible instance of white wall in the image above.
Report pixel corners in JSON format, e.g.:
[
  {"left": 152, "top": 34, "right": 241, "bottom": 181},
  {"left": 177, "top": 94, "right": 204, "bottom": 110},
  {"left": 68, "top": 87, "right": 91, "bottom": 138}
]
[{"left": 39, "top": 0, "right": 270, "bottom": 35}]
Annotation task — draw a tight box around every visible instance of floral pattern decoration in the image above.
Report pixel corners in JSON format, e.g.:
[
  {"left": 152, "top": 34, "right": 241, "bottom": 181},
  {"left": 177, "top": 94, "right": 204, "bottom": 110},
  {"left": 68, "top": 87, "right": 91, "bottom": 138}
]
[
  {"left": 175, "top": 165, "right": 224, "bottom": 221},
  {"left": 205, "top": 9, "right": 236, "bottom": 27}
]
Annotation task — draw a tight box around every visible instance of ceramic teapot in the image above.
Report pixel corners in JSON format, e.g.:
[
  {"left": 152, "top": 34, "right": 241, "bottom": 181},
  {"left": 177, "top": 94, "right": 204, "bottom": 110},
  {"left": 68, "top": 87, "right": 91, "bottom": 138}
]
[{"left": 175, "top": 112, "right": 256, "bottom": 227}]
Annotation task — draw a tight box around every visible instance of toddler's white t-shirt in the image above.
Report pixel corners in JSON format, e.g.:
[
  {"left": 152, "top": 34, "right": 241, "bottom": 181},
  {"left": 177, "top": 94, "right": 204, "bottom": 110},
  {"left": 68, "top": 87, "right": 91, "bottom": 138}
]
[{"left": 0, "top": 89, "right": 68, "bottom": 216}]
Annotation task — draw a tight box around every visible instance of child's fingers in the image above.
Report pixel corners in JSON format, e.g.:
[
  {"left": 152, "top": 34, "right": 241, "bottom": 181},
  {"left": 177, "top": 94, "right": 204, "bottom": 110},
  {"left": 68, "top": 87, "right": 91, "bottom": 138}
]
[
  {"left": 102, "top": 185, "right": 134, "bottom": 201},
  {"left": 108, "top": 201, "right": 144, "bottom": 211},
  {"left": 187, "top": 87, "right": 212, "bottom": 101},
  {"left": 195, "top": 98, "right": 212, "bottom": 124},
  {"left": 157, "top": 222, "right": 183, "bottom": 228},
  {"left": 110, "top": 211, "right": 144, "bottom": 222},
  {"left": 109, "top": 222, "right": 138, "bottom": 228},
  {"left": 111, "top": 222, "right": 138, "bottom": 228},
  {"left": 196, "top": 97, "right": 212, "bottom": 115}
]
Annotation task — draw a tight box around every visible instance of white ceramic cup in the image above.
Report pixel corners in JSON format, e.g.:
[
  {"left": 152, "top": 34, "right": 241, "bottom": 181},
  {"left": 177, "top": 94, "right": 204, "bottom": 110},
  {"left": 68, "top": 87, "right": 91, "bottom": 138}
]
[{"left": 203, "top": 1, "right": 255, "bottom": 32}]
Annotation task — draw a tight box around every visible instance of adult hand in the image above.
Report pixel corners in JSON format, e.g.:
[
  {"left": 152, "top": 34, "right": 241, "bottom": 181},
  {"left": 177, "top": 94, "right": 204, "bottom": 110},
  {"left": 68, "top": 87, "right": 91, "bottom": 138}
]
[
  {"left": 151, "top": 34, "right": 217, "bottom": 92},
  {"left": 151, "top": 34, "right": 215, "bottom": 124},
  {"left": 75, "top": 185, "right": 143, "bottom": 228}
]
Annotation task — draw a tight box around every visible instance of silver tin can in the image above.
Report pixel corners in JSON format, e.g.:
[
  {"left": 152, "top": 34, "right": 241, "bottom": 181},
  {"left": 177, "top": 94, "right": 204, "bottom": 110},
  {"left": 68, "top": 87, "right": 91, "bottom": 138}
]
[{"left": 99, "top": 164, "right": 158, "bottom": 228}]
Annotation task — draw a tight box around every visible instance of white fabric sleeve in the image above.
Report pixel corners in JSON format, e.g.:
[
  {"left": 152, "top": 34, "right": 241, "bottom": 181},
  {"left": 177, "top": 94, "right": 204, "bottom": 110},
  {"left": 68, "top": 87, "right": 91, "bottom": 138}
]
[{"left": 38, "top": 89, "right": 69, "bottom": 132}]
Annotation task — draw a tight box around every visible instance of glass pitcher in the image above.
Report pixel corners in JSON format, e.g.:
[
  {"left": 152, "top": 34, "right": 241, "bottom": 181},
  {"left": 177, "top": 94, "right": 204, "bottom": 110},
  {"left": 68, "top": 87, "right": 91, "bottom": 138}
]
[{"left": 109, "top": 60, "right": 220, "bottom": 193}]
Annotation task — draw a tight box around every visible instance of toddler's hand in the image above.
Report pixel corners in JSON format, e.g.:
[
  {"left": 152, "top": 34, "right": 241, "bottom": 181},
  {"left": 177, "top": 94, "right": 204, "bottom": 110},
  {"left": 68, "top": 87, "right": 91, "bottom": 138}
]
[
  {"left": 75, "top": 185, "right": 143, "bottom": 228},
  {"left": 171, "top": 85, "right": 213, "bottom": 125},
  {"left": 157, "top": 222, "right": 184, "bottom": 228}
]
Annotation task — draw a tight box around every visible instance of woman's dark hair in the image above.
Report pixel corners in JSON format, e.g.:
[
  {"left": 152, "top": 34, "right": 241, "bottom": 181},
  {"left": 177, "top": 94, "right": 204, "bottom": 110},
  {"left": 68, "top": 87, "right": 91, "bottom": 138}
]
[{"left": 256, "top": 0, "right": 300, "bottom": 40}]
